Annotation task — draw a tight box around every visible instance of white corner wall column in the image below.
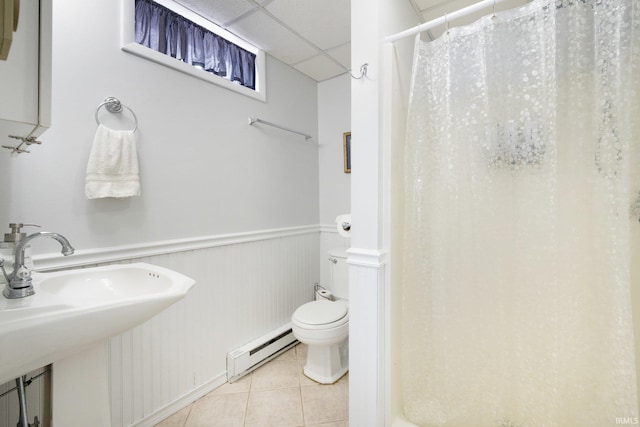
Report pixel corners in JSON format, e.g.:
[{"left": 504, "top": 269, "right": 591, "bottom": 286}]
[
  {"left": 347, "top": 249, "right": 387, "bottom": 426},
  {"left": 350, "top": 0, "right": 419, "bottom": 425},
  {"left": 349, "top": 0, "right": 387, "bottom": 418}
]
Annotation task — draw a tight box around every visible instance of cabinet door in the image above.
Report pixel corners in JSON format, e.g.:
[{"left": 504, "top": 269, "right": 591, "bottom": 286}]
[{"left": 0, "top": 0, "right": 50, "bottom": 148}]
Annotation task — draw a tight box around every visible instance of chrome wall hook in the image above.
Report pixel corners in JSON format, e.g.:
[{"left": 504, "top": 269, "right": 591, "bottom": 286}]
[{"left": 349, "top": 63, "right": 368, "bottom": 80}]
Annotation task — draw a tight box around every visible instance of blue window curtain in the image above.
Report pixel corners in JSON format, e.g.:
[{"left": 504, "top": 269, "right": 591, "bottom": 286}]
[{"left": 135, "top": 0, "right": 256, "bottom": 90}]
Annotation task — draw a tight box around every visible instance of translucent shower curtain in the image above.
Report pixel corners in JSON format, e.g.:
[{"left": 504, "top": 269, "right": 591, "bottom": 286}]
[{"left": 402, "top": 1, "right": 640, "bottom": 426}]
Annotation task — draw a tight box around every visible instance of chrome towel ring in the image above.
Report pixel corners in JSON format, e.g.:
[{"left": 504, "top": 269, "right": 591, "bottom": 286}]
[{"left": 95, "top": 97, "right": 138, "bottom": 132}]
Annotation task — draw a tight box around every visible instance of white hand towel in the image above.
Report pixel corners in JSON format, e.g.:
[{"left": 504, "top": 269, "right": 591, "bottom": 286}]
[{"left": 85, "top": 124, "right": 140, "bottom": 199}]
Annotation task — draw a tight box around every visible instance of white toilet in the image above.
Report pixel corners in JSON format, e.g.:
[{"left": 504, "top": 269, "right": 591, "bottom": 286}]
[{"left": 291, "top": 248, "right": 349, "bottom": 384}]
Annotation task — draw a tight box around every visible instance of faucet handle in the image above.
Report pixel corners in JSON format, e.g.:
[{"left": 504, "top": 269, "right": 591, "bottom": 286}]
[
  {"left": 0, "top": 259, "right": 9, "bottom": 283},
  {"left": 0, "top": 259, "right": 25, "bottom": 283}
]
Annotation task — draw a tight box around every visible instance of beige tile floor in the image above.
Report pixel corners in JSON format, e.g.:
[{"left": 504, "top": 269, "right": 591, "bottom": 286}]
[{"left": 154, "top": 343, "right": 348, "bottom": 427}]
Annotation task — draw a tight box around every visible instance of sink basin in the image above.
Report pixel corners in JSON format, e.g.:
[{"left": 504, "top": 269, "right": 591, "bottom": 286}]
[
  {"left": 0, "top": 262, "right": 195, "bottom": 385},
  {"left": 39, "top": 266, "right": 176, "bottom": 304}
]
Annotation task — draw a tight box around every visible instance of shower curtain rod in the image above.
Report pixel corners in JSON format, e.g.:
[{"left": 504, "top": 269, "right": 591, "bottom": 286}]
[{"left": 385, "top": 0, "right": 512, "bottom": 43}]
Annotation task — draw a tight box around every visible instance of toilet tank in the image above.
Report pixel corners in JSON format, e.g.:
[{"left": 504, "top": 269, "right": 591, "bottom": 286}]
[{"left": 328, "top": 248, "right": 349, "bottom": 300}]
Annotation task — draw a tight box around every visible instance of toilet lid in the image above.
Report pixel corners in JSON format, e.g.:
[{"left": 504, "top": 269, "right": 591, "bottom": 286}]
[{"left": 293, "top": 300, "right": 347, "bottom": 325}]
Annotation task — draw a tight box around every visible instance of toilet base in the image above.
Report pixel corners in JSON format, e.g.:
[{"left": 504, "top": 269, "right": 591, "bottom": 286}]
[{"left": 302, "top": 338, "right": 348, "bottom": 384}]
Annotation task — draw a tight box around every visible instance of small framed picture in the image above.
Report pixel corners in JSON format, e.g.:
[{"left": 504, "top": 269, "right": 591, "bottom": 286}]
[{"left": 343, "top": 132, "right": 351, "bottom": 173}]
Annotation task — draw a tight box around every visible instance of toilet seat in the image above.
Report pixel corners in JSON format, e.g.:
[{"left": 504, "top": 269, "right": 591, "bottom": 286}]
[{"left": 292, "top": 300, "right": 348, "bottom": 329}]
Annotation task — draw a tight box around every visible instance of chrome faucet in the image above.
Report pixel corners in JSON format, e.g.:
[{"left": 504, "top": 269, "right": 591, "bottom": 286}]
[{"left": 0, "top": 232, "right": 75, "bottom": 299}]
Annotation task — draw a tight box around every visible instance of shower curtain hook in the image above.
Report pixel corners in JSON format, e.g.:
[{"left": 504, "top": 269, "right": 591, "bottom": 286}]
[
  {"left": 445, "top": 12, "right": 450, "bottom": 34},
  {"left": 492, "top": 0, "right": 497, "bottom": 19}
]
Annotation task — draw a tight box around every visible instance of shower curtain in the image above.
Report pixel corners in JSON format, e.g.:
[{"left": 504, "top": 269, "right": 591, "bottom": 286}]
[{"left": 402, "top": 1, "right": 640, "bottom": 426}]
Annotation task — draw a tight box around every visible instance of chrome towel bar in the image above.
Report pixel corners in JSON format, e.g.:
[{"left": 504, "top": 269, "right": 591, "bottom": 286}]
[{"left": 248, "top": 117, "right": 312, "bottom": 141}]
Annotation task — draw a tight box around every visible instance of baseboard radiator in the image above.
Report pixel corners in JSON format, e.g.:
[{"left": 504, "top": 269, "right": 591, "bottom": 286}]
[{"left": 227, "top": 322, "right": 298, "bottom": 383}]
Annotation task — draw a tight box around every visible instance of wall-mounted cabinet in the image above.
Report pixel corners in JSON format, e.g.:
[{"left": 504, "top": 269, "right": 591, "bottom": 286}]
[{"left": 0, "top": 0, "right": 51, "bottom": 153}]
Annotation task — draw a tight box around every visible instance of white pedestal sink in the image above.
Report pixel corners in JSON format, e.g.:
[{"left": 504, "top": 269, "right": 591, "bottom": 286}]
[
  {"left": 52, "top": 341, "right": 113, "bottom": 427},
  {"left": 0, "top": 262, "right": 196, "bottom": 425}
]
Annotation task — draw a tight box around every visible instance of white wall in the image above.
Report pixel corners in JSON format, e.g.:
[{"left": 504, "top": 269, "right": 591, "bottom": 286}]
[
  {"left": 318, "top": 74, "right": 351, "bottom": 226},
  {"left": 0, "top": 0, "right": 322, "bottom": 425},
  {"left": 318, "top": 74, "right": 351, "bottom": 286},
  {"left": 0, "top": 0, "right": 319, "bottom": 253}
]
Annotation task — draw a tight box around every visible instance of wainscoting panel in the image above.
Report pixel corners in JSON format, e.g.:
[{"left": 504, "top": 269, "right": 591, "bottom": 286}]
[{"left": 107, "top": 230, "right": 319, "bottom": 426}]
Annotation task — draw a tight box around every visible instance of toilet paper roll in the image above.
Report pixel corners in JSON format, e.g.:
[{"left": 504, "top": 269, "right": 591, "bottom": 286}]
[{"left": 335, "top": 214, "right": 351, "bottom": 238}]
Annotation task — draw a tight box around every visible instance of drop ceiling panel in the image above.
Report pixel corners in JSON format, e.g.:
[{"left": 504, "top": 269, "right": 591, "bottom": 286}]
[
  {"left": 228, "top": 11, "right": 318, "bottom": 64},
  {"left": 266, "top": 0, "right": 350, "bottom": 50},
  {"left": 176, "top": 0, "right": 257, "bottom": 27},
  {"left": 293, "top": 55, "right": 346, "bottom": 82},
  {"left": 326, "top": 43, "right": 351, "bottom": 69}
]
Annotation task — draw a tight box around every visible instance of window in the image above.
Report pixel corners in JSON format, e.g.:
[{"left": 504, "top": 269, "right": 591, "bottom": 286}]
[{"left": 121, "top": 0, "right": 266, "bottom": 101}]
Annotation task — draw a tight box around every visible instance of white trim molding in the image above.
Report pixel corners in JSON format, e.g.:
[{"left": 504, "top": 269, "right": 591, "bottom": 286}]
[
  {"left": 347, "top": 247, "right": 388, "bottom": 268},
  {"left": 33, "top": 225, "right": 320, "bottom": 271},
  {"left": 320, "top": 223, "right": 339, "bottom": 234}
]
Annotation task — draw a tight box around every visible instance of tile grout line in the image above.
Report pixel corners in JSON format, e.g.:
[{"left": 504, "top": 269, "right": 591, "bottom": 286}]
[
  {"left": 299, "top": 385, "right": 306, "bottom": 427},
  {"left": 296, "top": 345, "right": 307, "bottom": 427},
  {"left": 181, "top": 403, "right": 193, "bottom": 427},
  {"left": 242, "top": 372, "right": 253, "bottom": 427}
]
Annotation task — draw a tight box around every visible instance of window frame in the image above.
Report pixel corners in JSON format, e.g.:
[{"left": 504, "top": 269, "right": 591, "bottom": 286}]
[{"left": 120, "top": 0, "right": 266, "bottom": 102}]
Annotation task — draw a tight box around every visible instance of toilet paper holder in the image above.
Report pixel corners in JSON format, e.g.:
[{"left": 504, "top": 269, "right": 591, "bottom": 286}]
[
  {"left": 314, "top": 283, "right": 333, "bottom": 300},
  {"left": 335, "top": 214, "right": 352, "bottom": 238}
]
